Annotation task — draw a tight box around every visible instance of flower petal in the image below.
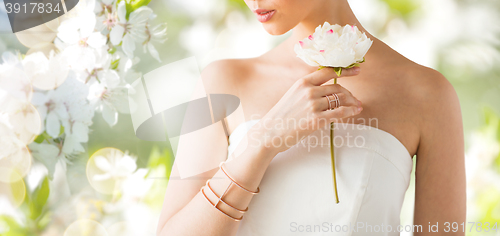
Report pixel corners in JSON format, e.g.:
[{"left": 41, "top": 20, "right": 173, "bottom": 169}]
[
  {"left": 62, "top": 134, "right": 85, "bottom": 154},
  {"left": 129, "top": 7, "right": 153, "bottom": 24},
  {"left": 147, "top": 43, "right": 161, "bottom": 62},
  {"left": 28, "top": 142, "right": 60, "bottom": 179},
  {"left": 45, "top": 112, "right": 60, "bottom": 138},
  {"left": 80, "top": 11, "right": 97, "bottom": 38},
  {"left": 102, "top": 104, "right": 118, "bottom": 127},
  {"left": 94, "top": 155, "right": 113, "bottom": 172},
  {"left": 117, "top": 1, "right": 127, "bottom": 23},
  {"left": 72, "top": 122, "right": 89, "bottom": 143},
  {"left": 93, "top": 173, "right": 112, "bottom": 181},
  {"left": 121, "top": 34, "right": 136, "bottom": 58},
  {"left": 118, "top": 155, "right": 137, "bottom": 175},
  {"left": 110, "top": 25, "right": 125, "bottom": 46},
  {"left": 87, "top": 32, "right": 107, "bottom": 49}
]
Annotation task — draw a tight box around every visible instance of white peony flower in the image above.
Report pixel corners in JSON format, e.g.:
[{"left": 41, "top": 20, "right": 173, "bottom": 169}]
[{"left": 294, "top": 22, "right": 373, "bottom": 71}]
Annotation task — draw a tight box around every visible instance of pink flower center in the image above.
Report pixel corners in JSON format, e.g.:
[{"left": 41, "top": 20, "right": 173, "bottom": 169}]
[
  {"left": 327, "top": 29, "right": 333, "bottom": 34},
  {"left": 299, "top": 41, "right": 304, "bottom": 47},
  {"left": 103, "top": 13, "right": 116, "bottom": 30},
  {"left": 319, "top": 50, "right": 325, "bottom": 53},
  {"left": 78, "top": 38, "right": 89, "bottom": 47},
  {"left": 45, "top": 100, "right": 56, "bottom": 112},
  {"left": 308, "top": 35, "right": 313, "bottom": 40}
]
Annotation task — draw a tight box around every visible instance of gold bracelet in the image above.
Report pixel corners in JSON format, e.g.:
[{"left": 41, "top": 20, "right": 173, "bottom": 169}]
[
  {"left": 219, "top": 162, "right": 260, "bottom": 194},
  {"left": 200, "top": 186, "right": 243, "bottom": 221},
  {"left": 205, "top": 179, "right": 248, "bottom": 213}
]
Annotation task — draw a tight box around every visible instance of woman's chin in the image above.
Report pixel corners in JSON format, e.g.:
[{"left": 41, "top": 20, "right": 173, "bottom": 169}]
[{"left": 262, "top": 24, "right": 290, "bottom": 36}]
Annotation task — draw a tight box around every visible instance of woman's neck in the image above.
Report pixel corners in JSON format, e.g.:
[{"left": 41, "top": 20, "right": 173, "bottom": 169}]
[{"left": 291, "top": 0, "right": 367, "bottom": 43}]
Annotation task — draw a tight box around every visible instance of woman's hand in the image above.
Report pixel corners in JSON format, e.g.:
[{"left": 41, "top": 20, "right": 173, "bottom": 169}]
[{"left": 250, "top": 67, "right": 363, "bottom": 155}]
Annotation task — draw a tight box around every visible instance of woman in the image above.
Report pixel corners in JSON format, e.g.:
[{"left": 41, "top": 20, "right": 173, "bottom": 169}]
[{"left": 157, "top": 0, "right": 466, "bottom": 235}]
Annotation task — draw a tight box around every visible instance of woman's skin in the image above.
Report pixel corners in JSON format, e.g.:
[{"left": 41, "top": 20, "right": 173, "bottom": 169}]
[{"left": 156, "top": 0, "right": 466, "bottom": 235}]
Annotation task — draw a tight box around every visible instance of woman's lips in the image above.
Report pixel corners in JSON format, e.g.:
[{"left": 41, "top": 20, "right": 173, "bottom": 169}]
[{"left": 253, "top": 9, "right": 276, "bottom": 23}]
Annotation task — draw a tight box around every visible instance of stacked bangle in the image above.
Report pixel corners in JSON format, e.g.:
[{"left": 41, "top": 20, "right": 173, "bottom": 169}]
[
  {"left": 219, "top": 162, "right": 260, "bottom": 194},
  {"left": 205, "top": 179, "right": 248, "bottom": 213},
  {"left": 200, "top": 161, "right": 260, "bottom": 221},
  {"left": 201, "top": 186, "right": 243, "bottom": 221}
]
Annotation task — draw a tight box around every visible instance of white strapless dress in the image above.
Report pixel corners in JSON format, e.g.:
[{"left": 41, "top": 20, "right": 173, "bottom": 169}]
[{"left": 228, "top": 120, "right": 413, "bottom": 236}]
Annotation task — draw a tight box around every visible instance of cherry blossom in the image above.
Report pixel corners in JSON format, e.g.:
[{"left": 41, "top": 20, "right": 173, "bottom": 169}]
[
  {"left": 92, "top": 150, "right": 137, "bottom": 182},
  {"left": 110, "top": 1, "right": 153, "bottom": 58}
]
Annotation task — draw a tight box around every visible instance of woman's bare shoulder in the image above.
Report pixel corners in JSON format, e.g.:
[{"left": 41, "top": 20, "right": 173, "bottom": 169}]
[
  {"left": 397, "top": 62, "right": 461, "bottom": 135},
  {"left": 400, "top": 63, "right": 457, "bottom": 106},
  {"left": 201, "top": 58, "right": 259, "bottom": 95}
]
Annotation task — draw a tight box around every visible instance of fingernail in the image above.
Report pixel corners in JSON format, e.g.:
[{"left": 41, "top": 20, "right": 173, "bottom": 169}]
[
  {"left": 357, "top": 100, "right": 362, "bottom": 106},
  {"left": 358, "top": 106, "right": 363, "bottom": 112},
  {"left": 353, "top": 67, "right": 360, "bottom": 73}
]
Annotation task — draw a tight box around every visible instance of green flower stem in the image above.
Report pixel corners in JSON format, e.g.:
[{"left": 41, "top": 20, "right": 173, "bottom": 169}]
[
  {"left": 331, "top": 77, "right": 339, "bottom": 204},
  {"left": 319, "top": 61, "right": 365, "bottom": 204}
]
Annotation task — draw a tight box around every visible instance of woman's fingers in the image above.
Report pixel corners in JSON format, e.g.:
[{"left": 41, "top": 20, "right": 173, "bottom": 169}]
[
  {"left": 314, "top": 93, "right": 359, "bottom": 111},
  {"left": 307, "top": 66, "right": 360, "bottom": 86},
  {"left": 314, "top": 83, "right": 355, "bottom": 98},
  {"left": 312, "top": 83, "right": 360, "bottom": 109},
  {"left": 319, "top": 105, "right": 363, "bottom": 122}
]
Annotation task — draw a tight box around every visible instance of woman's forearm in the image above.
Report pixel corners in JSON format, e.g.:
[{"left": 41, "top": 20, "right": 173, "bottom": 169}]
[{"left": 157, "top": 143, "right": 277, "bottom": 236}]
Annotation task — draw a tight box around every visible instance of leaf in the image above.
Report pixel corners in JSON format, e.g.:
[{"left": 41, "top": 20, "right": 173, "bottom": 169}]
[
  {"left": 29, "top": 176, "right": 50, "bottom": 220},
  {"left": 125, "top": 0, "right": 134, "bottom": 20},
  {"left": 9, "top": 178, "right": 26, "bottom": 207},
  {"left": 37, "top": 211, "right": 52, "bottom": 230},
  {"left": 481, "top": 107, "right": 500, "bottom": 174},
  {"left": 380, "top": 0, "right": 419, "bottom": 17},
  {"left": 477, "top": 187, "right": 500, "bottom": 223},
  {"left": 495, "top": 151, "right": 500, "bottom": 174},
  {"left": 130, "top": 0, "right": 151, "bottom": 11},
  {"left": 58, "top": 125, "right": 65, "bottom": 137},
  {"left": 108, "top": 47, "right": 117, "bottom": 54},
  {"left": 334, "top": 67, "right": 342, "bottom": 77},
  {"left": 110, "top": 59, "right": 120, "bottom": 70},
  {"left": 345, "top": 63, "right": 360, "bottom": 69},
  {"left": 145, "top": 146, "right": 173, "bottom": 179},
  {"left": 33, "top": 134, "right": 45, "bottom": 144},
  {"left": 0, "top": 215, "right": 28, "bottom": 236},
  {"left": 227, "top": 0, "right": 248, "bottom": 10},
  {"left": 29, "top": 143, "right": 60, "bottom": 180}
]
